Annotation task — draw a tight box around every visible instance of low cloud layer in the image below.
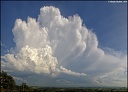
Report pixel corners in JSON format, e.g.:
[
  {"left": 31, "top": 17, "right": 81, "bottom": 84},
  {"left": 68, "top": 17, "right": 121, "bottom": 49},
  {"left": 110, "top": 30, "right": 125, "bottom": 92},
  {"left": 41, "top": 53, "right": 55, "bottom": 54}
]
[{"left": 1, "top": 6, "right": 127, "bottom": 87}]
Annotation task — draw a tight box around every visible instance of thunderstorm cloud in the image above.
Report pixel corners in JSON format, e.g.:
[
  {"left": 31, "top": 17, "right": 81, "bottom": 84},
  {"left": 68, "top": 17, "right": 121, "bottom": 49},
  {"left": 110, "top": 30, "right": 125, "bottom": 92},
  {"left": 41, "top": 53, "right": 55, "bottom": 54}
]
[{"left": 1, "top": 6, "right": 127, "bottom": 87}]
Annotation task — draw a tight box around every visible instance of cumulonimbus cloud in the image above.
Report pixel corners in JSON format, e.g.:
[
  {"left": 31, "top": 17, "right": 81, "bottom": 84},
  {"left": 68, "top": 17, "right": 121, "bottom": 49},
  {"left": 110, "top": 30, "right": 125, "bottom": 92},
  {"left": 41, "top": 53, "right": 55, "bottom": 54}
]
[{"left": 1, "top": 6, "right": 127, "bottom": 86}]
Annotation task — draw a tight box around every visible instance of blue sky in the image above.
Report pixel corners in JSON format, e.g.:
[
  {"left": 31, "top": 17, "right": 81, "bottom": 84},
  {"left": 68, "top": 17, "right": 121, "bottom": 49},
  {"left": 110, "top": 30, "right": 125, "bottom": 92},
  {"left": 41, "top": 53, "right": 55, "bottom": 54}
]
[{"left": 1, "top": 1, "right": 127, "bottom": 87}]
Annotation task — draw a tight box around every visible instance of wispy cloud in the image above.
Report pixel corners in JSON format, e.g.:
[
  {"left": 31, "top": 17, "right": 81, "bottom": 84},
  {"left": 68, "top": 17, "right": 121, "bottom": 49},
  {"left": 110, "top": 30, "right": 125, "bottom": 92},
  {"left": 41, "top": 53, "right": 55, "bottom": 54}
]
[{"left": 1, "top": 42, "right": 7, "bottom": 48}]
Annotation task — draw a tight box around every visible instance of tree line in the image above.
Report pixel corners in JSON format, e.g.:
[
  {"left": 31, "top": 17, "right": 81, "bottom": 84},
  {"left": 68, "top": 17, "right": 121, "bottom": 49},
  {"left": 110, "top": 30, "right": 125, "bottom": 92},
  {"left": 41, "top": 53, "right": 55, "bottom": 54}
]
[{"left": 0, "top": 71, "right": 35, "bottom": 92}]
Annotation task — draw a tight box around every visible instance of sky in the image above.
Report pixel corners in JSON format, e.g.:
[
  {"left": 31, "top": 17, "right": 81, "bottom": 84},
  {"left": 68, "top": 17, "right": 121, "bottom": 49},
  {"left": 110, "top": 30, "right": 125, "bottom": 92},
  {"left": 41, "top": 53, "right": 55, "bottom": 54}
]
[{"left": 1, "top": 1, "right": 127, "bottom": 87}]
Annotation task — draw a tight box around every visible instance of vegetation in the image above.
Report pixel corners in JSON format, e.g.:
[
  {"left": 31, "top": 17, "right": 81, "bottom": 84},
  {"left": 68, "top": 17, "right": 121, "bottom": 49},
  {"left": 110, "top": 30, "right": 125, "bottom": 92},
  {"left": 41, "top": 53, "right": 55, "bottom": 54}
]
[
  {"left": 1, "top": 71, "right": 16, "bottom": 91},
  {"left": 0, "top": 71, "right": 30, "bottom": 92},
  {"left": 0, "top": 71, "right": 127, "bottom": 92}
]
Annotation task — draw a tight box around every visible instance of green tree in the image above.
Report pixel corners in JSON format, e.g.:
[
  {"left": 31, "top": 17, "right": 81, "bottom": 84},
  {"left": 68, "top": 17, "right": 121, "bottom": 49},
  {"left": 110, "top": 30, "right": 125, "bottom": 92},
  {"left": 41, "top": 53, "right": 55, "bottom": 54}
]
[
  {"left": 20, "top": 82, "right": 29, "bottom": 91},
  {"left": 0, "top": 71, "right": 16, "bottom": 90}
]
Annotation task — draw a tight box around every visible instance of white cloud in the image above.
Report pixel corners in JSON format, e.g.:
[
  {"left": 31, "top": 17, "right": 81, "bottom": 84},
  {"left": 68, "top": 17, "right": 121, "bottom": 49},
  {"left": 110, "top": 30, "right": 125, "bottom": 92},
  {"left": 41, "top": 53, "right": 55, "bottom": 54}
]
[
  {"left": 1, "top": 6, "right": 127, "bottom": 87},
  {"left": 60, "top": 66, "right": 87, "bottom": 76},
  {"left": 1, "top": 45, "right": 86, "bottom": 77}
]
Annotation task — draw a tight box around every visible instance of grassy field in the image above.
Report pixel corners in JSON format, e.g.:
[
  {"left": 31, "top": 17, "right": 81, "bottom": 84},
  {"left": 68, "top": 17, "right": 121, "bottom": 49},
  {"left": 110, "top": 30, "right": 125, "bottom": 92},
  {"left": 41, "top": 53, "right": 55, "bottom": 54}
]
[{"left": 1, "top": 87, "right": 127, "bottom": 92}]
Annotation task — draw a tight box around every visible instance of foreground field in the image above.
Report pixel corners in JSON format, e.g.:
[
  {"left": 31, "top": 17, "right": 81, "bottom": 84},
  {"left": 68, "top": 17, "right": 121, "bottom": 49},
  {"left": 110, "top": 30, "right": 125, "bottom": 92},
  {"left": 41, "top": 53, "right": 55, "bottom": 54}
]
[{"left": 2, "top": 87, "right": 127, "bottom": 92}]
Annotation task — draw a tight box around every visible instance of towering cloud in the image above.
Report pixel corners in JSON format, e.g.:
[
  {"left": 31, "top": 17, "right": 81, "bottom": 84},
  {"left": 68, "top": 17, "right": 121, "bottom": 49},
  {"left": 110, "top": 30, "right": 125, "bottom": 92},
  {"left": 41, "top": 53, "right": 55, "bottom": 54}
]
[{"left": 1, "top": 6, "right": 127, "bottom": 86}]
